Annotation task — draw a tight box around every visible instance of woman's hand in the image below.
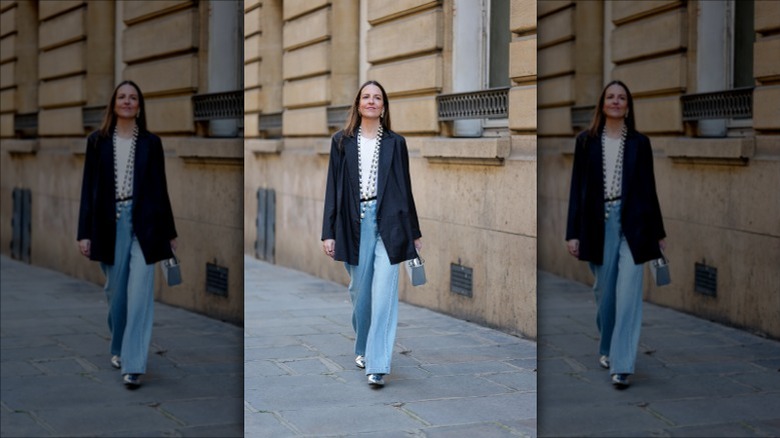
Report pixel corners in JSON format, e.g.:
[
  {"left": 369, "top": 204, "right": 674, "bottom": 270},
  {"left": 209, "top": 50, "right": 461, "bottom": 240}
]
[
  {"left": 414, "top": 238, "right": 422, "bottom": 252},
  {"left": 659, "top": 238, "right": 666, "bottom": 251},
  {"left": 322, "top": 239, "right": 335, "bottom": 258},
  {"left": 566, "top": 239, "right": 579, "bottom": 258},
  {"left": 170, "top": 238, "right": 178, "bottom": 252},
  {"left": 78, "top": 239, "right": 91, "bottom": 258}
]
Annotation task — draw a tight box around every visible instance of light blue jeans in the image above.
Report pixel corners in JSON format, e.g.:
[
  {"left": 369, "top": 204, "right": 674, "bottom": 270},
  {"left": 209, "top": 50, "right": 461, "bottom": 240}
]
[
  {"left": 590, "top": 200, "right": 644, "bottom": 375},
  {"left": 101, "top": 201, "right": 155, "bottom": 375},
  {"left": 345, "top": 200, "right": 400, "bottom": 375}
]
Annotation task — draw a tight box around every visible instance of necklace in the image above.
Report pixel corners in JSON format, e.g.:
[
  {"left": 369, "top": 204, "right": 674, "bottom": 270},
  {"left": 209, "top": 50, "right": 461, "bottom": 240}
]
[
  {"left": 357, "top": 124, "right": 383, "bottom": 220},
  {"left": 113, "top": 125, "right": 138, "bottom": 219},
  {"left": 602, "top": 124, "right": 626, "bottom": 220}
]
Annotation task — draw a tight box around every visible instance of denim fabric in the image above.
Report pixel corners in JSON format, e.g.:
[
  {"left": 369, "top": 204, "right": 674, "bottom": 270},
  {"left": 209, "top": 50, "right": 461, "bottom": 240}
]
[
  {"left": 345, "top": 200, "right": 400, "bottom": 375},
  {"left": 590, "top": 200, "right": 644, "bottom": 375},
  {"left": 101, "top": 201, "right": 155, "bottom": 375}
]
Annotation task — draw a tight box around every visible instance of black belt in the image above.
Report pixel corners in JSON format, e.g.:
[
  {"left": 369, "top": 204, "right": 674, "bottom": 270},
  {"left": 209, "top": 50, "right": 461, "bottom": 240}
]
[
  {"left": 605, "top": 196, "right": 621, "bottom": 203},
  {"left": 360, "top": 196, "right": 377, "bottom": 202},
  {"left": 116, "top": 196, "right": 133, "bottom": 202}
]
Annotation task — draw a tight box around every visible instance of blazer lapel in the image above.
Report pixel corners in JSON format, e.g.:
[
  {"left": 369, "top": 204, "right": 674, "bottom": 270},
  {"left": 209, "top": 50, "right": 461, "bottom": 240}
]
[
  {"left": 621, "top": 133, "right": 639, "bottom": 199},
  {"left": 133, "top": 132, "right": 150, "bottom": 199},
  {"left": 587, "top": 134, "right": 604, "bottom": 202},
  {"left": 343, "top": 135, "right": 360, "bottom": 200},
  {"left": 97, "top": 136, "right": 116, "bottom": 197},
  {"left": 376, "top": 133, "right": 395, "bottom": 207}
]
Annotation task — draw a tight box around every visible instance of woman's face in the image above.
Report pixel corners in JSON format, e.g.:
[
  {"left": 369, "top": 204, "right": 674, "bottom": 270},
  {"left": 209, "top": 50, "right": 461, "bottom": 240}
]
[
  {"left": 358, "top": 84, "right": 384, "bottom": 120},
  {"left": 602, "top": 83, "right": 628, "bottom": 121},
  {"left": 114, "top": 84, "right": 140, "bottom": 121}
]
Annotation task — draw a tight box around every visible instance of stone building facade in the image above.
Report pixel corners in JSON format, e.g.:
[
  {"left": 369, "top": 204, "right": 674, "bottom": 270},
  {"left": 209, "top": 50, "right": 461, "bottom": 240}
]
[
  {"left": 0, "top": 0, "right": 245, "bottom": 323},
  {"left": 537, "top": 1, "right": 780, "bottom": 338},
  {"left": 245, "top": 0, "right": 539, "bottom": 338}
]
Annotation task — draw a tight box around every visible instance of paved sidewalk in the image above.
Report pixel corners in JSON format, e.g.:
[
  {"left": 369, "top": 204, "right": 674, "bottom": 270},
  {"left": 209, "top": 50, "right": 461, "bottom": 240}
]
[
  {"left": 538, "top": 271, "right": 780, "bottom": 437},
  {"left": 244, "top": 256, "right": 537, "bottom": 437},
  {"left": 0, "top": 255, "right": 243, "bottom": 437}
]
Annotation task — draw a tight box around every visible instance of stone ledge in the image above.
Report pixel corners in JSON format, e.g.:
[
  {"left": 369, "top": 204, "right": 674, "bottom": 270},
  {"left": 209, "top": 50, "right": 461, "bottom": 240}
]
[
  {"left": 657, "top": 137, "right": 755, "bottom": 166},
  {"left": 1, "top": 139, "right": 39, "bottom": 154},
  {"left": 420, "top": 137, "right": 510, "bottom": 166},
  {"left": 246, "top": 138, "right": 283, "bottom": 154},
  {"left": 167, "top": 137, "right": 243, "bottom": 160}
]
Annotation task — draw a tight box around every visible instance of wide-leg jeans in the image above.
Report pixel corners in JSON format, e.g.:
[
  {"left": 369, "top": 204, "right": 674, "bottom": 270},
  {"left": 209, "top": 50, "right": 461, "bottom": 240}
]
[
  {"left": 345, "top": 200, "right": 400, "bottom": 376},
  {"left": 101, "top": 200, "right": 155, "bottom": 375},
  {"left": 590, "top": 200, "right": 644, "bottom": 375}
]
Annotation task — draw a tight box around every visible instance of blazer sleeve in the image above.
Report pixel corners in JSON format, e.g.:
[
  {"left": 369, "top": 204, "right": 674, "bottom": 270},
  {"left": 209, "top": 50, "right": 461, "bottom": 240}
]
[
  {"left": 565, "top": 132, "right": 587, "bottom": 241},
  {"left": 77, "top": 133, "right": 99, "bottom": 241},
  {"left": 153, "top": 135, "right": 177, "bottom": 240},
  {"left": 400, "top": 136, "right": 422, "bottom": 240},
  {"left": 321, "top": 133, "right": 340, "bottom": 241}
]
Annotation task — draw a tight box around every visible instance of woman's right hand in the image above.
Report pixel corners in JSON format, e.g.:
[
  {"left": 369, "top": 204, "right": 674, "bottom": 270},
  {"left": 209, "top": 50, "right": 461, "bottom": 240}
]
[
  {"left": 566, "top": 239, "right": 579, "bottom": 258},
  {"left": 322, "top": 239, "right": 335, "bottom": 259},
  {"left": 78, "top": 239, "right": 91, "bottom": 258}
]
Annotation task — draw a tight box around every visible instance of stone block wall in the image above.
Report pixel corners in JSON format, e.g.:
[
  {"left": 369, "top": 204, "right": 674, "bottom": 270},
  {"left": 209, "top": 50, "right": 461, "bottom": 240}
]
[
  {"left": 0, "top": 0, "right": 244, "bottom": 324},
  {"left": 246, "top": 0, "right": 538, "bottom": 338},
  {"left": 537, "top": 0, "right": 780, "bottom": 338}
]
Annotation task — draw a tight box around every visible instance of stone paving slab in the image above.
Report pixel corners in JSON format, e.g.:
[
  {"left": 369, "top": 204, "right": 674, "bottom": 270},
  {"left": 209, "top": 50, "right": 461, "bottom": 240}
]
[
  {"left": 0, "top": 255, "right": 243, "bottom": 437},
  {"left": 538, "top": 271, "right": 780, "bottom": 437},
  {"left": 244, "top": 256, "right": 537, "bottom": 437}
]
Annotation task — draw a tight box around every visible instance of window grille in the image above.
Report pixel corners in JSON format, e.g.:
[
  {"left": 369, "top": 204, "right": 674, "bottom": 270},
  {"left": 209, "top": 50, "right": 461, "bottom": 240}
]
[
  {"left": 206, "top": 262, "right": 229, "bottom": 296},
  {"left": 450, "top": 263, "right": 473, "bottom": 297},
  {"left": 14, "top": 113, "right": 38, "bottom": 137},
  {"left": 437, "top": 87, "right": 510, "bottom": 121},
  {"left": 258, "top": 112, "right": 282, "bottom": 131},
  {"left": 82, "top": 106, "right": 104, "bottom": 130},
  {"left": 571, "top": 105, "right": 595, "bottom": 130},
  {"left": 694, "top": 262, "right": 717, "bottom": 297},
  {"left": 327, "top": 105, "right": 349, "bottom": 129},
  {"left": 681, "top": 87, "right": 753, "bottom": 121},
  {"left": 192, "top": 90, "right": 243, "bottom": 121}
]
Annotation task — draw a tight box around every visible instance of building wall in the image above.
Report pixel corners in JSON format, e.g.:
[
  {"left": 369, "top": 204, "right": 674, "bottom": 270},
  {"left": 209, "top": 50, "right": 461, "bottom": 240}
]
[
  {"left": 538, "top": 1, "right": 780, "bottom": 338},
  {"left": 246, "top": 0, "right": 538, "bottom": 338},
  {"left": 0, "top": 0, "right": 244, "bottom": 324}
]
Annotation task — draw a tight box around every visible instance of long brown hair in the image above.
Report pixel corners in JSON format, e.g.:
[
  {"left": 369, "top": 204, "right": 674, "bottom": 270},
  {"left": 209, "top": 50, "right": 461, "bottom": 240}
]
[
  {"left": 339, "top": 80, "right": 391, "bottom": 150},
  {"left": 587, "top": 80, "right": 636, "bottom": 137},
  {"left": 98, "top": 80, "right": 148, "bottom": 138}
]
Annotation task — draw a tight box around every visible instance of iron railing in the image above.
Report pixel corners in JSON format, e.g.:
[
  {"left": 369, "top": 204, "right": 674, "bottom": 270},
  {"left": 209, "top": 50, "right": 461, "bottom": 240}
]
[
  {"left": 192, "top": 90, "right": 243, "bottom": 121},
  {"left": 437, "top": 87, "right": 510, "bottom": 121},
  {"left": 681, "top": 87, "right": 753, "bottom": 121}
]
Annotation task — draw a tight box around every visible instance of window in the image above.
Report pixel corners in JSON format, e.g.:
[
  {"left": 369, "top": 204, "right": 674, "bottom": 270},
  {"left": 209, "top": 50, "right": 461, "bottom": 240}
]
[
  {"left": 450, "top": 0, "right": 510, "bottom": 137},
  {"left": 695, "top": 0, "right": 755, "bottom": 137}
]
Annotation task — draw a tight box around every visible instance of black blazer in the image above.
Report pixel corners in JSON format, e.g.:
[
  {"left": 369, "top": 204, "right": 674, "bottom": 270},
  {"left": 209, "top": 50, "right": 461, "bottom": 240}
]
[
  {"left": 77, "top": 129, "right": 177, "bottom": 265},
  {"left": 321, "top": 129, "right": 422, "bottom": 266},
  {"left": 566, "top": 129, "right": 666, "bottom": 265}
]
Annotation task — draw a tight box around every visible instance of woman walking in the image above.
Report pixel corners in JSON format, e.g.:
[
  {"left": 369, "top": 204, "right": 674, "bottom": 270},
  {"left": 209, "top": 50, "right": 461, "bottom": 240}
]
[
  {"left": 322, "top": 80, "right": 422, "bottom": 388},
  {"left": 565, "top": 80, "right": 666, "bottom": 389},
  {"left": 77, "top": 80, "right": 177, "bottom": 389}
]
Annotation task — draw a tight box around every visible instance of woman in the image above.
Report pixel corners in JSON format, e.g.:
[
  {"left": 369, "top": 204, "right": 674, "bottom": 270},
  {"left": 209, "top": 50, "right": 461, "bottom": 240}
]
[
  {"left": 321, "top": 80, "right": 422, "bottom": 388},
  {"left": 565, "top": 80, "right": 666, "bottom": 389},
  {"left": 77, "top": 80, "right": 177, "bottom": 389}
]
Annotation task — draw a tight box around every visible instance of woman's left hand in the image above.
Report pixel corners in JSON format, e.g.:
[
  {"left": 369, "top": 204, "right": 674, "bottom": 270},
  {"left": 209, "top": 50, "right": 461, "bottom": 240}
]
[
  {"left": 170, "top": 239, "right": 178, "bottom": 252},
  {"left": 659, "top": 238, "right": 666, "bottom": 251},
  {"left": 414, "top": 239, "right": 422, "bottom": 252}
]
